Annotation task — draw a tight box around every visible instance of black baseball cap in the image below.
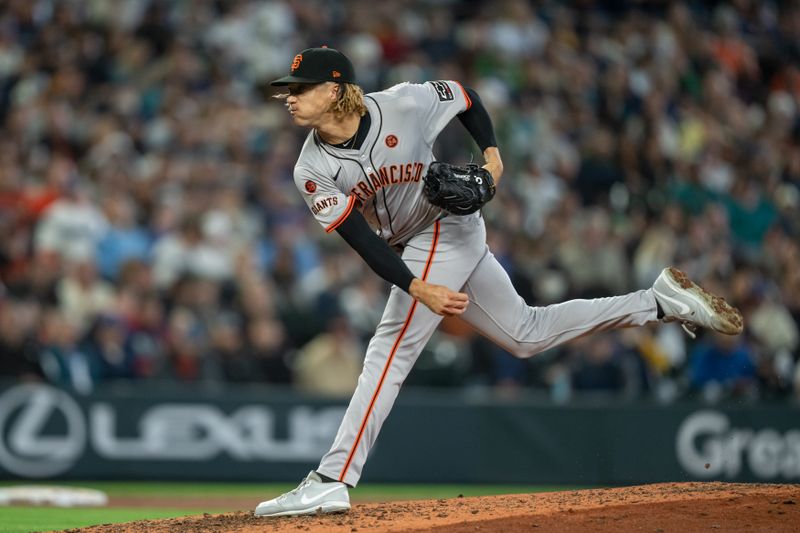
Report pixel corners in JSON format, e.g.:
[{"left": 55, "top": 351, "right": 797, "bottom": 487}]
[{"left": 270, "top": 47, "right": 356, "bottom": 86}]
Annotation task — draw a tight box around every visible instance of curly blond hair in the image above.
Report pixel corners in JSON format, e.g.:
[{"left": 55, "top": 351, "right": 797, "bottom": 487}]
[{"left": 329, "top": 83, "right": 367, "bottom": 118}]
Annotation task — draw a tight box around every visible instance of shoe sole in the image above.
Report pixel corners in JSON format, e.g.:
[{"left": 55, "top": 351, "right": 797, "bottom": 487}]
[
  {"left": 254, "top": 501, "right": 350, "bottom": 518},
  {"left": 664, "top": 267, "right": 743, "bottom": 335}
]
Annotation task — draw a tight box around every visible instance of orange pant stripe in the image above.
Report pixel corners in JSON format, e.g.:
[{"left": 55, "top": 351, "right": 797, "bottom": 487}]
[{"left": 338, "top": 220, "right": 440, "bottom": 481}]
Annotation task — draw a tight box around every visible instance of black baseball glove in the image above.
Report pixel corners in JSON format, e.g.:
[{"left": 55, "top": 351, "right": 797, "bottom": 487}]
[{"left": 423, "top": 162, "right": 496, "bottom": 215}]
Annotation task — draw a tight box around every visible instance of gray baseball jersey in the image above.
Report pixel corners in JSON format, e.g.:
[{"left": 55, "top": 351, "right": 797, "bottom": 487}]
[
  {"left": 295, "top": 81, "right": 660, "bottom": 486},
  {"left": 294, "top": 80, "right": 471, "bottom": 246}
]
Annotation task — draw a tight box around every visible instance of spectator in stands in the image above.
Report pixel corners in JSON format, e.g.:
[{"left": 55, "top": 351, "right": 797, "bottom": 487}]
[
  {"left": 152, "top": 215, "right": 234, "bottom": 289},
  {"left": 37, "top": 307, "right": 93, "bottom": 394},
  {"left": 568, "top": 334, "right": 641, "bottom": 397},
  {"left": 164, "top": 306, "right": 218, "bottom": 382},
  {"left": 293, "top": 314, "right": 362, "bottom": 397},
  {"left": 34, "top": 173, "right": 108, "bottom": 263},
  {"left": 246, "top": 314, "right": 293, "bottom": 385},
  {"left": 81, "top": 313, "right": 136, "bottom": 381},
  {"left": 208, "top": 311, "right": 254, "bottom": 383},
  {"left": 688, "top": 332, "right": 758, "bottom": 400},
  {"left": 96, "top": 193, "right": 152, "bottom": 281},
  {"left": 0, "top": 297, "right": 42, "bottom": 380},
  {"left": 56, "top": 257, "right": 116, "bottom": 337},
  {"left": 124, "top": 291, "right": 169, "bottom": 379}
]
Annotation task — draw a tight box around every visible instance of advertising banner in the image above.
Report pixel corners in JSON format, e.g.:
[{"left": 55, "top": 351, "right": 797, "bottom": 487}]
[{"left": 0, "top": 383, "right": 797, "bottom": 484}]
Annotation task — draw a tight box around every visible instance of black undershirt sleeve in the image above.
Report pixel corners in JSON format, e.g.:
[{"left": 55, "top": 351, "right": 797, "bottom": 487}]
[
  {"left": 335, "top": 208, "right": 416, "bottom": 293},
  {"left": 457, "top": 87, "right": 497, "bottom": 152}
]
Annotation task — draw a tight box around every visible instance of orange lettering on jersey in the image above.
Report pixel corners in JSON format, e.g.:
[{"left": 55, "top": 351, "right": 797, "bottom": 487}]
[
  {"left": 291, "top": 54, "right": 303, "bottom": 72},
  {"left": 351, "top": 188, "right": 366, "bottom": 202},
  {"left": 358, "top": 182, "right": 372, "bottom": 198},
  {"left": 404, "top": 163, "right": 413, "bottom": 182},
  {"left": 379, "top": 167, "right": 390, "bottom": 187},
  {"left": 348, "top": 162, "right": 424, "bottom": 199},
  {"left": 369, "top": 173, "right": 381, "bottom": 190}
]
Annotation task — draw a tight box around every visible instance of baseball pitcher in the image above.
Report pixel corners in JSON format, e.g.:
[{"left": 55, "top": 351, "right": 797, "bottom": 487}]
[{"left": 254, "top": 47, "right": 743, "bottom": 517}]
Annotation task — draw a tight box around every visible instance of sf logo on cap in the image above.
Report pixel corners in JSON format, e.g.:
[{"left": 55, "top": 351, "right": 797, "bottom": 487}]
[{"left": 291, "top": 54, "right": 303, "bottom": 72}]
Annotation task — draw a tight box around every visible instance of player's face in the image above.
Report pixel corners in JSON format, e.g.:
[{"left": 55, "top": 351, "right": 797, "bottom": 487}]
[{"left": 285, "top": 82, "right": 337, "bottom": 127}]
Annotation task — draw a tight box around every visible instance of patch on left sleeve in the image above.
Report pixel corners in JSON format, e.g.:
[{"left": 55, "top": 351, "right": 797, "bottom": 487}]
[{"left": 429, "top": 81, "right": 454, "bottom": 102}]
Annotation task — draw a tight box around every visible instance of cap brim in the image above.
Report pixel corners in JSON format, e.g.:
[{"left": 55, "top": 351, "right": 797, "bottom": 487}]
[{"left": 269, "top": 75, "right": 323, "bottom": 86}]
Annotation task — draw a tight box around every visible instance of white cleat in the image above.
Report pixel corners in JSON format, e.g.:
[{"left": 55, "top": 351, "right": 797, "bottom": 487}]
[
  {"left": 254, "top": 471, "right": 350, "bottom": 517},
  {"left": 652, "top": 267, "right": 744, "bottom": 339}
]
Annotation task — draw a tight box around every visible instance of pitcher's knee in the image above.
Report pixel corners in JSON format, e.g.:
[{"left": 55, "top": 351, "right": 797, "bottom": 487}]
[{"left": 506, "top": 342, "right": 541, "bottom": 359}]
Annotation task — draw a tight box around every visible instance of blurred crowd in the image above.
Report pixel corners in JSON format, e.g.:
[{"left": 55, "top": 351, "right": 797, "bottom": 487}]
[{"left": 0, "top": 0, "right": 799, "bottom": 403}]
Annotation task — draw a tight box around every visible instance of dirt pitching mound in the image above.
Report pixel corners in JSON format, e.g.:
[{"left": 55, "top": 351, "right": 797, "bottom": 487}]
[{"left": 67, "top": 482, "right": 799, "bottom": 533}]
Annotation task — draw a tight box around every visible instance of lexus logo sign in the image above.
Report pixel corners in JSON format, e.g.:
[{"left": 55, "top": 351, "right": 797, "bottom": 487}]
[
  {"left": 0, "top": 384, "right": 346, "bottom": 479},
  {"left": 0, "top": 384, "right": 86, "bottom": 477}
]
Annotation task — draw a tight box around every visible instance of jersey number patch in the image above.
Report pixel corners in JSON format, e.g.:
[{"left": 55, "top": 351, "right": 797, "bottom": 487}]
[{"left": 429, "top": 81, "right": 454, "bottom": 102}]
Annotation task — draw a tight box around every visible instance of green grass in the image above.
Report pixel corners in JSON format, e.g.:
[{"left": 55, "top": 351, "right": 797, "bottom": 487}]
[
  {"left": 0, "top": 480, "right": 297, "bottom": 498},
  {"left": 0, "top": 482, "right": 590, "bottom": 532},
  {"left": 0, "top": 480, "right": 585, "bottom": 500},
  {"left": 0, "top": 507, "right": 228, "bottom": 533}
]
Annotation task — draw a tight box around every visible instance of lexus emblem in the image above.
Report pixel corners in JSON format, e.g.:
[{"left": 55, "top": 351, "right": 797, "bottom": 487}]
[{"left": 0, "top": 384, "right": 86, "bottom": 477}]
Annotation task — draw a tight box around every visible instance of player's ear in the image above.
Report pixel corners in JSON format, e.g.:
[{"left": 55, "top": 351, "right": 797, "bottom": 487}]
[{"left": 329, "top": 82, "right": 341, "bottom": 101}]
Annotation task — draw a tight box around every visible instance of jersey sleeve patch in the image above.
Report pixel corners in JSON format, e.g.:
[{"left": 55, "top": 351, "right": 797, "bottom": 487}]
[
  {"left": 294, "top": 165, "right": 351, "bottom": 232},
  {"left": 428, "top": 81, "right": 454, "bottom": 102},
  {"left": 310, "top": 194, "right": 339, "bottom": 216}
]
